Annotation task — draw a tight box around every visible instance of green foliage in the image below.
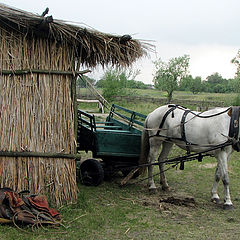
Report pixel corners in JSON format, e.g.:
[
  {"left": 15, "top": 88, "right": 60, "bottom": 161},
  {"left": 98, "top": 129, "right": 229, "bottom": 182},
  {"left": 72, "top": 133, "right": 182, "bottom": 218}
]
[
  {"left": 230, "top": 50, "right": 240, "bottom": 93},
  {"left": 99, "top": 68, "right": 145, "bottom": 101},
  {"left": 153, "top": 55, "right": 190, "bottom": 102},
  {"left": 229, "top": 78, "right": 240, "bottom": 93},
  {"left": 228, "top": 49, "right": 240, "bottom": 94},
  {"left": 205, "top": 72, "right": 228, "bottom": 93},
  {"left": 232, "top": 94, "right": 240, "bottom": 106},
  {"left": 101, "top": 69, "right": 125, "bottom": 101},
  {"left": 126, "top": 79, "right": 148, "bottom": 89},
  {"left": 179, "top": 72, "right": 237, "bottom": 94},
  {"left": 231, "top": 49, "right": 240, "bottom": 75},
  {"left": 179, "top": 75, "right": 202, "bottom": 94}
]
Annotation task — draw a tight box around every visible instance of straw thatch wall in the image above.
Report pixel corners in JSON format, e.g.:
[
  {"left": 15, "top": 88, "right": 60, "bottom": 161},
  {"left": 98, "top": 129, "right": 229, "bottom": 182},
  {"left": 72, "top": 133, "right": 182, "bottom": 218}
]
[
  {"left": 0, "top": 4, "right": 150, "bottom": 205},
  {"left": 0, "top": 29, "right": 77, "bottom": 205}
]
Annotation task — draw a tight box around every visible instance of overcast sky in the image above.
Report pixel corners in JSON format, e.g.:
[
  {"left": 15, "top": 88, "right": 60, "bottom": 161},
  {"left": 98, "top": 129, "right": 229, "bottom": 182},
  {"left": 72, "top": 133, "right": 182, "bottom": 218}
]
[{"left": 2, "top": 0, "right": 240, "bottom": 83}]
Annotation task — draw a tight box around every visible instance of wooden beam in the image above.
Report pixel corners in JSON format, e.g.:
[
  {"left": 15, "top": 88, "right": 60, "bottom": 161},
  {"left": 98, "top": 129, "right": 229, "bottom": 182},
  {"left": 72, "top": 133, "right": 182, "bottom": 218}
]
[
  {"left": 0, "top": 69, "right": 91, "bottom": 75},
  {"left": 0, "top": 151, "right": 81, "bottom": 159},
  {"left": 77, "top": 99, "right": 104, "bottom": 113}
]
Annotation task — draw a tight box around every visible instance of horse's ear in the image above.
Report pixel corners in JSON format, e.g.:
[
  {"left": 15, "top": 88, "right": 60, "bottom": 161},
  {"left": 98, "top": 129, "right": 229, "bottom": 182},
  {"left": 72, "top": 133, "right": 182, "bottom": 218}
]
[{"left": 228, "top": 107, "right": 232, "bottom": 117}]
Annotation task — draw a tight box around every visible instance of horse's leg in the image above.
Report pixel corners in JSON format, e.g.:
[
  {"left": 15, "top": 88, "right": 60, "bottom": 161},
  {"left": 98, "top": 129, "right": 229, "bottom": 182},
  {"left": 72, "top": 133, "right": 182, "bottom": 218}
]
[
  {"left": 216, "top": 151, "right": 233, "bottom": 209},
  {"left": 211, "top": 163, "right": 221, "bottom": 204},
  {"left": 148, "top": 138, "right": 162, "bottom": 192},
  {"left": 158, "top": 142, "right": 173, "bottom": 191}
]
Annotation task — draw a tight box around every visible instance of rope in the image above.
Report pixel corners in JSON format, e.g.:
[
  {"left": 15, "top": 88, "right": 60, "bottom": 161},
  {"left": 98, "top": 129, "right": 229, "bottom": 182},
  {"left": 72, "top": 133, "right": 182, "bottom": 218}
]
[{"left": 12, "top": 209, "right": 66, "bottom": 234}]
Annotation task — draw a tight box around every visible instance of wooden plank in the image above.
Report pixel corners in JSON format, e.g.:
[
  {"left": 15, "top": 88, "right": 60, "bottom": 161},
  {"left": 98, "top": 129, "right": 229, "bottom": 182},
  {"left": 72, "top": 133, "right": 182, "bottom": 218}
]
[
  {"left": 77, "top": 99, "right": 104, "bottom": 113},
  {"left": 120, "top": 168, "right": 140, "bottom": 186},
  {"left": 95, "top": 125, "right": 122, "bottom": 129},
  {"left": 72, "top": 75, "right": 78, "bottom": 152},
  {"left": 96, "top": 129, "right": 131, "bottom": 133}
]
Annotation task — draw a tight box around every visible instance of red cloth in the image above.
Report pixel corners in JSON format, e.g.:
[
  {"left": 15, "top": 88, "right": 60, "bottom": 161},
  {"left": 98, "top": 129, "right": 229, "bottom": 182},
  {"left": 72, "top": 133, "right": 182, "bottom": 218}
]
[
  {"left": 4, "top": 191, "right": 24, "bottom": 208},
  {"left": 27, "top": 195, "right": 60, "bottom": 218}
]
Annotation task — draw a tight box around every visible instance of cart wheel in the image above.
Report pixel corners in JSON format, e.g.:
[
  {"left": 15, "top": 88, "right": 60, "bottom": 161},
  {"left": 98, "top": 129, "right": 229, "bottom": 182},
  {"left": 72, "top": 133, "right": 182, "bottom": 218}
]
[{"left": 80, "top": 159, "right": 104, "bottom": 186}]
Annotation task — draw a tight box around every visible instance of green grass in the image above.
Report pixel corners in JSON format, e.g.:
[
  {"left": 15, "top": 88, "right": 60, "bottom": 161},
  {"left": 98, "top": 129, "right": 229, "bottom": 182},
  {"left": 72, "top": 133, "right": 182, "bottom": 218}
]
[
  {"left": 2, "top": 150, "right": 240, "bottom": 239},
  {"left": 2, "top": 92, "right": 240, "bottom": 239}
]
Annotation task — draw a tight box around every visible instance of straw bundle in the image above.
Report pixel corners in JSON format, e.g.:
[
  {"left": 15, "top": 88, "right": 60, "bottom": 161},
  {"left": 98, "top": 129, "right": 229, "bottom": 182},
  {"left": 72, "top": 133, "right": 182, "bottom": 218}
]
[{"left": 0, "top": 29, "right": 77, "bottom": 205}]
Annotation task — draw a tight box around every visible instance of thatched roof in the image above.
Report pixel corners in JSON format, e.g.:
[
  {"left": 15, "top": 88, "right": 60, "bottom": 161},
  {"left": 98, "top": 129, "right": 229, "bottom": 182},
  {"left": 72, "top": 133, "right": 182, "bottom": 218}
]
[{"left": 0, "top": 4, "right": 151, "bottom": 68}]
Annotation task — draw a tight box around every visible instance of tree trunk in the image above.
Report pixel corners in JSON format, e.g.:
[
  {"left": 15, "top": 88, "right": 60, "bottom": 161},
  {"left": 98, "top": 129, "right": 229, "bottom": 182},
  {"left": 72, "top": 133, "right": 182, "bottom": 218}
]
[{"left": 167, "top": 91, "right": 173, "bottom": 103}]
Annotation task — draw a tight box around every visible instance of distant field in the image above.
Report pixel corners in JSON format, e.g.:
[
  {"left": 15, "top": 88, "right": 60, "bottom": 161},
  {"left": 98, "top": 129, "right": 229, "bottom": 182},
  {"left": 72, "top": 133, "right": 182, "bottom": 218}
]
[
  {"left": 78, "top": 88, "right": 238, "bottom": 115},
  {"left": 136, "top": 89, "right": 237, "bottom": 104},
  {"left": 78, "top": 88, "right": 237, "bottom": 105}
]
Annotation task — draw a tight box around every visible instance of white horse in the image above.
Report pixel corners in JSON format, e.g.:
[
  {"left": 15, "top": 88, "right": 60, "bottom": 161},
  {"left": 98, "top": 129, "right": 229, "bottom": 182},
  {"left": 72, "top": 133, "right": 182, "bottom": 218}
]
[{"left": 139, "top": 104, "right": 240, "bottom": 209}]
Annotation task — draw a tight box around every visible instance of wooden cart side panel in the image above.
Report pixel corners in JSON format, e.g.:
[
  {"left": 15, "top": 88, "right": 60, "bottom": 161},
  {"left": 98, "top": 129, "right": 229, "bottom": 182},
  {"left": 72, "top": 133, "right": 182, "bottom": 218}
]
[{"left": 94, "top": 131, "right": 142, "bottom": 157}]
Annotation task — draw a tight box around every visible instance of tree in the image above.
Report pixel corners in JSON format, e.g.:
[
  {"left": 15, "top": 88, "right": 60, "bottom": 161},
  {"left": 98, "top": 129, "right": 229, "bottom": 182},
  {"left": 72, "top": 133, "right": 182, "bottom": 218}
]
[
  {"left": 153, "top": 55, "right": 190, "bottom": 103},
  {"left": 206, "top": 73, "right": 228, "bottom": 93},
  {"left": 228, "top": 78, "right": 240, "bottom": 93},
  {"left": 231, "top": 50, "right": 240, "bottom": 93},
  {"left": 100, "top": 69, "right": 125, "bottom": 102},
  {"left": 178, "top": 75, "right": 191, "bottom": 91},
  {"left": 186, "top": 75, "right": 202, "bottom": 94},
  {"left": 99, "top": 68, "right": 140, "bottom": 101},
  {"left": 232, "top": 49, "right": 240, "bottom": 76}
]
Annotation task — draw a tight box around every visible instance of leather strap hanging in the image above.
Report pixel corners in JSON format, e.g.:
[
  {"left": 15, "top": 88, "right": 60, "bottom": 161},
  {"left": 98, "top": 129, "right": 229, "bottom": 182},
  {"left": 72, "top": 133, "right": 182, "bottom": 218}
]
[
  {"left": 181, "top": 109, "right": 191, "bottom": 154},
  {"left": 156, "top": 105, "right": 177, "bottom": 136}
]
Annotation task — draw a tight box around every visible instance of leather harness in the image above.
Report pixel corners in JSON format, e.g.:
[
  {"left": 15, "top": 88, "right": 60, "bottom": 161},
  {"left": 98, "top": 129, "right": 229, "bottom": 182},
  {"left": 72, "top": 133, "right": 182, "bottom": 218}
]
[{"left": 153, "top": 104, "right": 240, "bottom": 153}]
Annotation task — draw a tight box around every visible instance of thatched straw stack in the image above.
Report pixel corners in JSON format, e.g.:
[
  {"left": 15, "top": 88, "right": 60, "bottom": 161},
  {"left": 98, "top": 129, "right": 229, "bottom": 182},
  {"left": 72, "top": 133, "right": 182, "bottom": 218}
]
[
  {"left": 0, "top": 4, "right": 150, "bottom": 205},
  {"left": 0, "top": 30, "right": 77, "bottom": 205}
]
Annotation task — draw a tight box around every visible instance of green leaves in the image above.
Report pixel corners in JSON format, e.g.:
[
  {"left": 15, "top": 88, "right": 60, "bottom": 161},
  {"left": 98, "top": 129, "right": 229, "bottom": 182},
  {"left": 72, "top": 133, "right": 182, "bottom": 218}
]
[
  {"left": 100, "top": 68, "right": 142, "bottom": 101},
  {"left": 153, "top": 55, "right": 190, "bottom": 102}
]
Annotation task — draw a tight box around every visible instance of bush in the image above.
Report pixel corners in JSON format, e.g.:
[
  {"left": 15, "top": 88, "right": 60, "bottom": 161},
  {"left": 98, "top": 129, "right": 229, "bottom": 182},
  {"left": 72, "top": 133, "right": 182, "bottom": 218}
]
[{"left": 232, "top": 94, "right": 240, "bottom": 106}]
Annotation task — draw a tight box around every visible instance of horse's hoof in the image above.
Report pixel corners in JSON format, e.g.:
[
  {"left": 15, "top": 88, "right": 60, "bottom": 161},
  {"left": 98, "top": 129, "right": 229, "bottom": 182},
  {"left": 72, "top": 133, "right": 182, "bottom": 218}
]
[
  {"left": 211, "top": 198, "right": 220, "bottom": 204},
  {"left": 223, "top": 204, "right": 234, "bottom": 210},
  {"left": 149, "top": 188, "right": 157, "bottom": 194}
]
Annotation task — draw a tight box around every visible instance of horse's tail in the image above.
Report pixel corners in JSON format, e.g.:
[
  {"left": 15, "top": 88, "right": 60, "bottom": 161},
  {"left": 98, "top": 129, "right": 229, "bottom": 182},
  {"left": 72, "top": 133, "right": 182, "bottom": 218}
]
[{"left": 139, "top": 127, "right": 150, "bottom": 175}]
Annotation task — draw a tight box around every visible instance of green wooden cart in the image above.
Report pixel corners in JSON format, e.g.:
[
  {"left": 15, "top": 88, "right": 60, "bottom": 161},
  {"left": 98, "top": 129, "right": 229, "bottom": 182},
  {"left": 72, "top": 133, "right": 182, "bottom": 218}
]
[{"left": 77, "top": 104, "right": 146, "bottom": 186}]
